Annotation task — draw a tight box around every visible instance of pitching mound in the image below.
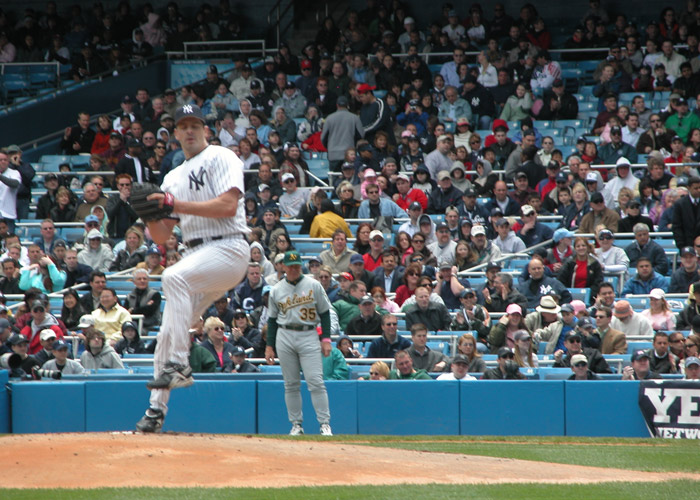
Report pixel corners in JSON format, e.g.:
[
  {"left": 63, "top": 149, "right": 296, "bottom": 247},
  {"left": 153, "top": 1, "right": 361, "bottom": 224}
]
[{"left": 1, "top": 433, "right": 696, "bottom": 489}]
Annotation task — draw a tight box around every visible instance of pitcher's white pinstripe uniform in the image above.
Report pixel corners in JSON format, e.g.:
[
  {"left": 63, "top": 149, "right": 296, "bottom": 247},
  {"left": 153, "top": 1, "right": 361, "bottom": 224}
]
[{"left": 149, "top": 144, "right": 250, "bottom": 414}]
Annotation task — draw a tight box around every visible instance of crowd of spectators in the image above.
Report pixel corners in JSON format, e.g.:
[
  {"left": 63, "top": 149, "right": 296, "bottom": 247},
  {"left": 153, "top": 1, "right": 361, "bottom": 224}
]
[{"left": 3, "top": 0, "right": 700, "bottom": 380}]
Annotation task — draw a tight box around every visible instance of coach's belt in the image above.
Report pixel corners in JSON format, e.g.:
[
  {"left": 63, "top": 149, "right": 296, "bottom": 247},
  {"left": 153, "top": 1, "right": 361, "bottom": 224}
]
[
  {"left": 184, "top": 234, "right": 242, "bottom": 249},
  {"left": 280, "top": 324, "right": 315, "bottom": 331}
]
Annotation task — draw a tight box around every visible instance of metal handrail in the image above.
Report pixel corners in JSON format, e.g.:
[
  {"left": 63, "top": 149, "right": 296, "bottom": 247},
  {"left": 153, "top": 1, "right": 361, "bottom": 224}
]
[
  {"left": 267, "top": 0, "right": 295, "bottom": 49},
  {"left": 181, "top": 40, "right": 266, "bottom": 60}
]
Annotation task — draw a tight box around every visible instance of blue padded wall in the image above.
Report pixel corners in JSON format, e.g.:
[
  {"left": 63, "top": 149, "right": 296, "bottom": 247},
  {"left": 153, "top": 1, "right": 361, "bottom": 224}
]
[
  {"left": 0, "top": 370, "right": 9, "bottom": 433},
  {"left": 257, "top": 381, "right": 357, "bottom": 434},
  {"left": 565, "top": 381, "right": 649, "bottom": 437},
  {"left": 461, "top": 381, "right": 565, "bottom": 436},
  {"left": 11, "top": 381, "right": 85, "bottom": 433},
  {"left": 357, "top": 380, "right": 460, "bottom": 435},
  {"left": 84, "top": 380, "right": 256, "bottom": 433}
]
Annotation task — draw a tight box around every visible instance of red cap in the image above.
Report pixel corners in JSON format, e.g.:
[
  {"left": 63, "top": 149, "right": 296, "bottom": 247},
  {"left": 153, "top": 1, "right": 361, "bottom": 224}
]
[
  {"left": 301, "top": 59, "right": 312, "bottom": 69},
  {"left": 339, "top": 272, "right": 354, "bottom": 281},
  {"left": 356, "top": 83, "right": 376, "bottom": 94}
]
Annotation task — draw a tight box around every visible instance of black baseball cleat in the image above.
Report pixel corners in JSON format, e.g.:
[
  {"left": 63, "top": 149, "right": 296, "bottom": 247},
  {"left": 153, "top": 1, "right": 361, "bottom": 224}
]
[
  {"left": 146, "top": 362, "right": 194, "bottom": 390},
  {"left": 135, "top": 408, "right": 164, "bottom": 433}
]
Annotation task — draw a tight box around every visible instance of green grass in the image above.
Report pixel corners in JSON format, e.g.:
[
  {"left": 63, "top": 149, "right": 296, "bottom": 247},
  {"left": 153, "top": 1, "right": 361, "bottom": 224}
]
[
  {"left": 358, "top": 436, "right": 700, "bottom": 473},
  {"left": 1, "top": 482, "right": 699, "bottom": 500},
  {"left": 267, "top": 434, "right": 700, "bottom": 473}
]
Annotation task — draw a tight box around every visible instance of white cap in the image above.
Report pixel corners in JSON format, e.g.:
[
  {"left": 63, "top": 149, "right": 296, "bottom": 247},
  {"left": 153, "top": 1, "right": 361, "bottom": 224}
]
[
  {"left": 40, "top": 329, "right": 57, "bottom": 341},
  {"left": 363, "top": 169, "right": 377, "bottom": 178},
  {"left": 404, "top": 16, "right": 415, "bottom": 24},
  {"left": 281, "top": 172, "right": 295, "bottom": 183},
  {"left": 396, "top": 173, "right": 410, "bottom": 182},
  {"left": 471, "top": 225, "right": 486, "bottom": 236},
  {"left": 87, "top": 228, "right": 103, "bottom": 240},
  {"left": 521, "top": 204, "right": 535, "bottom": 216},
  {"left": 78, "top": 314, "right": 95, "bottom": 328},
  {"left": 369, "top": 230, "right": 384, "bottom": 240},
  {"left": 585, "top": 172, "right": 598, "bottom": 183},
  {"left": 649, "top": 288, "right": 665, "bottom": 300}
]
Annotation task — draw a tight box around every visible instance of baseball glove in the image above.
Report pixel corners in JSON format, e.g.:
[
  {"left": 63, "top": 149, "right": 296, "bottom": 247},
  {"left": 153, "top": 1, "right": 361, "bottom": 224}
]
[{"left": 129, "top": 183, "right": 174, "bottom": 222}]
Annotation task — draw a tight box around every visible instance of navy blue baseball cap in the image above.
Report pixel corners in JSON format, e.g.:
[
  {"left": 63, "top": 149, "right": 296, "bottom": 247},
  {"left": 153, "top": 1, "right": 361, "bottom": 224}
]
[
  {"left": 231, "top": 345, "right": 246, "bottom": 356},
  {"left": 53, "top": 339, "right": 69, "bottom": 350},
  {"left": 175, "top": 104, "right": 206, "bottom": 125}
]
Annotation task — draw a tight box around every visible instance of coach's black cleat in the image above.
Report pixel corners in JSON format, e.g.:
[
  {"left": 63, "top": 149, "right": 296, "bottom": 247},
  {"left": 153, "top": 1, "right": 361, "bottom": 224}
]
[
  {"left": 146, "top": 362, "right": 194, "bottom": 390},
  {"left": 135, "top": 408, "right": 164, "bottom": 433}
]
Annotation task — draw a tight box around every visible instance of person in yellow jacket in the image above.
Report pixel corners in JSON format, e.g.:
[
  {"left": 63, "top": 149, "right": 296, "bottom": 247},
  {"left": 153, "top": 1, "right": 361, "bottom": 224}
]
[
  {"left": 309, "top": 199, "right": 352, "bottom": 239},
  {"left": 92, "top": 288, "right": 133, "bottom": 345}
]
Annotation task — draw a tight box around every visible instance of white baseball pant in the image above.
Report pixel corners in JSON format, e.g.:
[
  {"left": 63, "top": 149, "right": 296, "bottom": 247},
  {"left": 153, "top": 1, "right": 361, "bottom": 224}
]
[{"left": 149, "top": 236, "right": 249, "bottom": 414}]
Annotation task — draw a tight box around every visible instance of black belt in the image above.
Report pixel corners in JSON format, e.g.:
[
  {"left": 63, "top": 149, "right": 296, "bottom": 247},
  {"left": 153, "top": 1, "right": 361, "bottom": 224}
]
[
  {"left": 280, "top": 324, "right": 316, "bottom": 331},
  {"left": 184, "top": 235, "right": 242, "bottom": 249}
]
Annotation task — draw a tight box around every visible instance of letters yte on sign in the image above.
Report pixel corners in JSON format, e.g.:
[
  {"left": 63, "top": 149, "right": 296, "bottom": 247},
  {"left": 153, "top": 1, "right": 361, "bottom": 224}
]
[{"left": 638, "top": 380, "right": 700, "bottom": 439}]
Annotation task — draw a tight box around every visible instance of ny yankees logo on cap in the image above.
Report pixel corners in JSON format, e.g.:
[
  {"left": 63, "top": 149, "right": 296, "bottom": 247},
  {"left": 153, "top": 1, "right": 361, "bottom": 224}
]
[{"left": 175, "top": 104, "right": 205, "bottom": 125}]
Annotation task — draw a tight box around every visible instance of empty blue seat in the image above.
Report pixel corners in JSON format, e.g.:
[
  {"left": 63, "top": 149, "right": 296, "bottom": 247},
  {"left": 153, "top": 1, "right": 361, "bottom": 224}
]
[{"left": 569, "top": 288, "right": 591, "bottom": 304}]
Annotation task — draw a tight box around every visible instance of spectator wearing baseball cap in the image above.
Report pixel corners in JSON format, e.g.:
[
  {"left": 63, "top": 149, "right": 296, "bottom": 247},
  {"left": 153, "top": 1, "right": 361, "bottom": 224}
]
[
  {"left": 610, "top": 299, "right": 654, "bottom": 338},
  {"left": 567, "top": 353, "right": 601, "bottom": 380},
  {"left": 230, "top": 62, "right": 264, "bottom": 101},
  {"left": 594, "top": 228, "right": 630, "bottom": 275},
  {"left": 487, "top": 304, "right": 526, "bottom": 353},
  {"left": 578, "top": 190, "right": 620, "bottom": 234},
  {"left": 515, "top": 202, "right": 553, "bottom": 248},
  {"left": 393, "top": 172, "right": 429, "bottom": 212},
  {"left": 356, "top": 77, "right": 395, "bottom": 147},
  {"left": 41, "top": 339, "right": 87, "bottom": 374},
  {"left": 428, "top": 169, "right": 464, "bottom": 215},
  {"left": 622, "top": 349, "right": 661, "bottom": 380},
  {"left": 482, "top": 346, "right": 524, "bottom": 379},
  {"left": 598, "top": 125, "right": 638, "bottom": 165},
  {"left": 669, "top": 246, "right": 700, "bottom": 293},
  {"left": 273, "top": 80, "right": 307, "bottom": 119},
  {"left": 665, "top": 91, "right": 700, "bottom": 143}
]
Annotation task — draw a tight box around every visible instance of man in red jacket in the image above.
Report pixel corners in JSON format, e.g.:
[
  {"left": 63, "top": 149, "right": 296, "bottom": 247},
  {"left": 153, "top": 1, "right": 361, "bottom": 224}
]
[
  {"left": 392, "top": 173, "right": 428, "bottom": 210},
  {"left": 20, "top": 300, "right": 64, "bottom": 355}
]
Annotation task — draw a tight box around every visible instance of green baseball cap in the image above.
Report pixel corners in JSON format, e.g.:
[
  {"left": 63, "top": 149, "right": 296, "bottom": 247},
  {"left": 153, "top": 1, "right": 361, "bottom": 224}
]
[{"left": 283, "top": 250, "right": 302, "bottom": 266}]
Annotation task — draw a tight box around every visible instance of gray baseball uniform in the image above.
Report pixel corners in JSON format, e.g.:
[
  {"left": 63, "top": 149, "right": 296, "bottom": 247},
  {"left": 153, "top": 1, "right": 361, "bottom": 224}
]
[
  {"left": 268, "top": 274, "right": 332, "bottom": 426},
  {"left": 150, "top": 144, "right": 250, "bottom": 415}
]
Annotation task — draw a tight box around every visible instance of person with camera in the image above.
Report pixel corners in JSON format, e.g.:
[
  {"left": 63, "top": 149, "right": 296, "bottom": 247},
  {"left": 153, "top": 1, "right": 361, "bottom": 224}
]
[
  {"left": 6, "top": 334, "right": 40, "bottom": 377},
  {"left": 481, "top": 347, "right": 526, "bottom": 379},
  {"left": 42, "top": 339, "right": 86, "bottom": 374}
]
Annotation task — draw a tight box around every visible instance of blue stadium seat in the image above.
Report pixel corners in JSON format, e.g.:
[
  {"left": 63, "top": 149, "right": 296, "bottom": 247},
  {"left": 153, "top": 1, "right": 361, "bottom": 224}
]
[
  {"left": 569, "top": 288, "right": 591, "bottom": 304},
  {"left": 306, "top": 158, "right": 330, "bottom": 182}
]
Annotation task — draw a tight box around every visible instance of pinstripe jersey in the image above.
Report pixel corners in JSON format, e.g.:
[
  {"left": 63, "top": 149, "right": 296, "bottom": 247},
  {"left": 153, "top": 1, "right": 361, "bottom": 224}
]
[
  {"left": 161, "top": 145, "right": 250, "bottom": 241},
  {"left": 268, "top": 276, "right": 331, "bottom": 328}
]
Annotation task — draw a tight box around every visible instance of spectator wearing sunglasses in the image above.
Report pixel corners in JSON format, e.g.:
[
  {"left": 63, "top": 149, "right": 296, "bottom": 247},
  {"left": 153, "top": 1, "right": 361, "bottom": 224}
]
[
  {"left": 567, "top": 354, "right": 601, "bottom": 380},
  {"left": 200, "top": 316, "right": 236, "bottom": 372},
  {"left": 553, "top": 331, "right": 611, "bottom": 373}
]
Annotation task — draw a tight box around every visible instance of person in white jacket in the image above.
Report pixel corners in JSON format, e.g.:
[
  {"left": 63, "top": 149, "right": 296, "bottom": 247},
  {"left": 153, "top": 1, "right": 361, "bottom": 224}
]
[{"left": 602, "top": 157, "right": 639, "bottom": 209}]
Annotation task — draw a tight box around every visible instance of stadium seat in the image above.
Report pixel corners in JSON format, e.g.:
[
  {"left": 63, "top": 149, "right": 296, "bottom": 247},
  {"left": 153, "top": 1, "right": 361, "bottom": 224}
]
[{"left": 569, "top": 288, "right": 591, "bottom": 304}]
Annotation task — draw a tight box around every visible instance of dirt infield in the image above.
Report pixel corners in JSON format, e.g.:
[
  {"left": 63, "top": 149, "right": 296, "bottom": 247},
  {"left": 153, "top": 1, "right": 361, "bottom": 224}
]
[{"left": 2, "top": 433, "right": 697, "bottom": 489}]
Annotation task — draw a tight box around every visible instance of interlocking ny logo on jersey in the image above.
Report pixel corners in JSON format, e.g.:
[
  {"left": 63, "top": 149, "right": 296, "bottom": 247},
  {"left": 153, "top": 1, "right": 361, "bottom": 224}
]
[{"left": 189, "top": 166, "right": 207, "bottom": 191}]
